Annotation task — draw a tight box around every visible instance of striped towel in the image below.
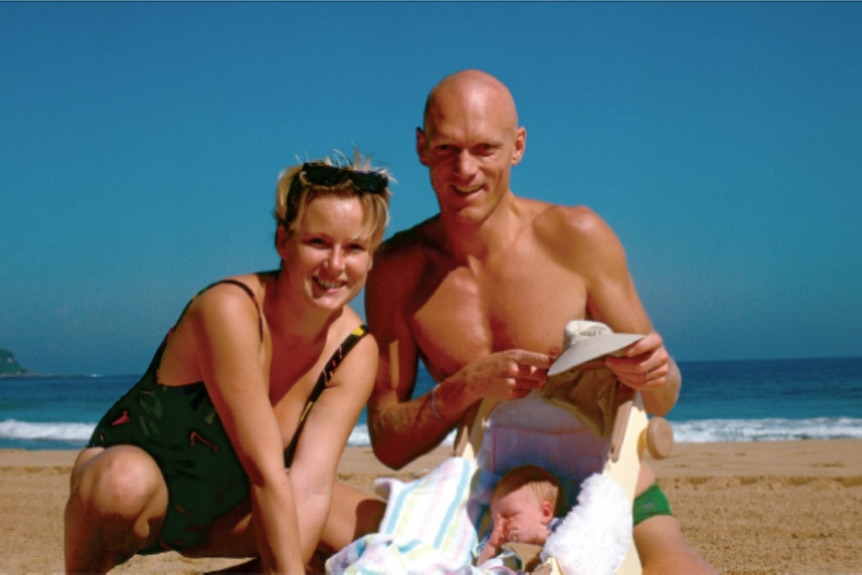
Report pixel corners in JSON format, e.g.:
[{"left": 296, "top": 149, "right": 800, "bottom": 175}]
[{"left": 326, "top": 457, "right": 518, "bottom": 574}]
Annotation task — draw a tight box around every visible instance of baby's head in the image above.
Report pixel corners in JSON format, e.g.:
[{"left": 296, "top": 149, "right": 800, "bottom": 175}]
[{"left": 490, "top": 465, "right": 562, "bottom": 535}]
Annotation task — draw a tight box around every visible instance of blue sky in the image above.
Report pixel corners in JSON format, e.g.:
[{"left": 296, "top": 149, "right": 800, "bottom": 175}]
[{"left": 2, "top": 2, "right": 860, "bottom": 376}]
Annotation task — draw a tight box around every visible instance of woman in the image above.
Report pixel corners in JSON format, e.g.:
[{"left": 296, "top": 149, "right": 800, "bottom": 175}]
[{"left": 64, "top": 153, "right": 392, "bottom": 574}]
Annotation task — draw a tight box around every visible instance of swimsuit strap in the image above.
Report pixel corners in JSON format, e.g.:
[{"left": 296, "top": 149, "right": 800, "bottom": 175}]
[
  {"left": 204, "top": 279, "right": 264, "bottom": 340},
  {"left": 177, "top": 279, "right": 264, "bottom": 340},
  {"left": 283, "top": 324, "right": 370, "bottom": 466},
  {"left": 140, "top": 279, "right": 264, "bottom": 377}
]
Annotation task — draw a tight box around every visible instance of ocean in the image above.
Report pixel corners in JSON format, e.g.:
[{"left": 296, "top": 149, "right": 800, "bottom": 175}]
[{"left": 1, "top": 357, "right": 861, "bottom": 451}]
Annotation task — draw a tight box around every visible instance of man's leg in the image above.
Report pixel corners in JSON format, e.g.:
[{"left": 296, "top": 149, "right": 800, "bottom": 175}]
[
  {"left": 631, "top": 461, "right": 716, "bottom": 575},
  {"left": 634, "top": 515, "right": 717, "bottom": 575}
]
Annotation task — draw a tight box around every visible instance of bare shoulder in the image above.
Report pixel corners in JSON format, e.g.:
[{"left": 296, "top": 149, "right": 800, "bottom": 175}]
[
  {"left": 529, "top": 201, "right": 617, "bottom": 251},
  {"left": 187, "top": 275, "right": 263, "bottom": 318},
  {"left": 326, "top": 308, "right": 380, "bottom": 386},
  {"left": 365, "top": 216, "right": 445, "bottom": 336},
  {"left": 368, "top": 216, "right": 442, "bottom": 289},
  {"left": 532, "top": 201, "right": 607, "bottom": 236},
  {"left": 163, "top": 276, "right": 266, "bottom": 383},
  {"left": 331, "top": 313, "right": 379, "bottom": 363},
  {"left": 376, "top": 215, "right": 443, "bottom": 263},
  {"left": 336, "top": 304, "right": 376, "bottom": 350}
]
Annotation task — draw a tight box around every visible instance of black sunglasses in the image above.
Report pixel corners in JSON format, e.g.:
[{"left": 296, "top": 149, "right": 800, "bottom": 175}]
[{"left": 292, "top": 163, "right": 388, "bottom": 196}]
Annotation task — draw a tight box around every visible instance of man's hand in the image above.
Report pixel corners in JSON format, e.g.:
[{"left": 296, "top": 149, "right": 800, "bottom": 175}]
[
  {"left": 604, "top": 331, "right": 669, "bottom": 390},
  {"left": 456, "top": 349, "right": 551, "bottom": 404},
  {"left": 604, "top": 331, "right": 681, "bottom": 415}
]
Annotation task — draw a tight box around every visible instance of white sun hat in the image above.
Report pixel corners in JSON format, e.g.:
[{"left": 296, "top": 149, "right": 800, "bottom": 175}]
[{"left": 547, "top": 320, "right": 644, "bottom": 379}]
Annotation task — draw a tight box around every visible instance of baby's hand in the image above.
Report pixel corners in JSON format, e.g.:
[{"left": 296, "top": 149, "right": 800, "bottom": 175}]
[
  {"left": 506, "top": 524, "right": 552, "bottom": 546},
  {"left": 477, "top": 519, "right": 507, "bottom": 565},
  {"left": 487, "top": 518, "right": 507, "bottom": 546}
]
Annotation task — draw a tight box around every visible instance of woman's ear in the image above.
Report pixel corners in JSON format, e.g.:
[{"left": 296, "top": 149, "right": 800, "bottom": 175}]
[{"left": 275, "top": 225, "right": 290, "bottom": 260}]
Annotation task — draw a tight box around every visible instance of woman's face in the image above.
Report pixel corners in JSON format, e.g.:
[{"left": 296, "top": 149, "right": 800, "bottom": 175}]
[{"left": 279, "top": 195, "right": 373, "bottom": 311}]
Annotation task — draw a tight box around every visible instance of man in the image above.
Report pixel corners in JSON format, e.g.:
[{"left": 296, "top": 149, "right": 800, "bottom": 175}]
[{"left": 363, "top": 69, "right": 715, "bottom": 574}]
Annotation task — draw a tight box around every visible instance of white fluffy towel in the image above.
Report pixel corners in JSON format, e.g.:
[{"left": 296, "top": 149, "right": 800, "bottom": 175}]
[{"left": 540, "top": 473, "right": 632, "bottom": 575}]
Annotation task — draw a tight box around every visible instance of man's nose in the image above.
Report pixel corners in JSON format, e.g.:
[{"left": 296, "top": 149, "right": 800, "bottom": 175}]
[{"left": 454, "top": 150, "right": 478, "bottom": 178}]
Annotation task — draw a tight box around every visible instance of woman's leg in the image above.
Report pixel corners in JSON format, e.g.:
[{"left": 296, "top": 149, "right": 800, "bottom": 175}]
[
  {"left": 200, "top": 479, "right": 385, "bottom": 573},
  {"left": 64, "top": 445, "right": 168, "bottom": 573},
  {"left": 320, "top": 480, "right": 386, "bottom": 552}
]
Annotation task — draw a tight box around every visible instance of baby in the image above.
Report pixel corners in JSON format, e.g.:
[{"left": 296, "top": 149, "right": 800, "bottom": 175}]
[{"left": 476, "top": 464, "right": 563, "bottom": 566}]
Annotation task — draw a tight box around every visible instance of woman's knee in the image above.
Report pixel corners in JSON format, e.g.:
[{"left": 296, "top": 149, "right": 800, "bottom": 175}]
[
  {"left": 65, "top": 446, "right": 168, "bottom": 570},
  {"left": 72, "top": 445, "right": 167, "bottom": 520}
]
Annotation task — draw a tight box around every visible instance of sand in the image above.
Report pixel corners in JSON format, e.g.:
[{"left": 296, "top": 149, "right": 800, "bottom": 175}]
[{"left": 1, "top": 440, "right": 860, "bottom": 574}]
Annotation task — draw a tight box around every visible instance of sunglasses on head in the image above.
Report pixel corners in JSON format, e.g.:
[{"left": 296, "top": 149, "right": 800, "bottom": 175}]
[{"left": 294, "top": 163, "right": 388, "bottom": 195}]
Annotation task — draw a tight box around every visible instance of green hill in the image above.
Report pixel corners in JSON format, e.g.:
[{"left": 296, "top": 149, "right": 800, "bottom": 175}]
[{"left": 0, "top": 348, "right": 28, "bottom": 375}]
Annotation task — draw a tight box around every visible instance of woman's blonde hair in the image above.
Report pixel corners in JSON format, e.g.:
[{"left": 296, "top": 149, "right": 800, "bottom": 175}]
[{"left": 274, "top": 149, "right": 392, "bottom": 250}]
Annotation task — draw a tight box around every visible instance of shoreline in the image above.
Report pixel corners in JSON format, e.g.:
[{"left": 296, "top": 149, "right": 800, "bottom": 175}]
[{"left": 2, "top": 439, "right": 860, "bottom": 574}]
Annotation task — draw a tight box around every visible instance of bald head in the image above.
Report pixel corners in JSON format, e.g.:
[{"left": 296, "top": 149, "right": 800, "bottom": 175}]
[
  {"left": 415, "top": 69, "right": 527, "bottom": 218},
  {"left": 423, "top": 69, "right": 519, "bottom": 137}
]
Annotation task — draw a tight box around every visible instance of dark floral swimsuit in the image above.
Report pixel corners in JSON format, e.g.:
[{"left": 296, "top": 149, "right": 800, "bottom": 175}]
[{"left": 87, "top": 279, "right": 369, "bottom": 554}]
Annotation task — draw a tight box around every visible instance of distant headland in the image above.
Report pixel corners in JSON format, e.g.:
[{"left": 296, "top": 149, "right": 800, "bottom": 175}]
[{"left": 0, "top": 348, "right": 30, "bottom": 376}]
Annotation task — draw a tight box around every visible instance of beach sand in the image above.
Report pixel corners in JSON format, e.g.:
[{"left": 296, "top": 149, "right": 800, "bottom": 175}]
[{"left": 2, "top": 440, "right": 860, "bottom": 574}]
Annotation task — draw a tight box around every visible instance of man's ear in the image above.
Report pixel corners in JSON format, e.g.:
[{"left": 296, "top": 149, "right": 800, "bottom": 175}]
[
  {"left": 511, "top": 126, "right": 527, "bottom": 166},
  {"left": 416, "top": 127, "right": 429, "bottom": 166}
]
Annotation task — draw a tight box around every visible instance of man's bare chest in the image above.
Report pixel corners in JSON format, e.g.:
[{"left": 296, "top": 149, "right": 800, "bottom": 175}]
[{"left": 409, "top": 263, "right": 589, "bottom": 380}]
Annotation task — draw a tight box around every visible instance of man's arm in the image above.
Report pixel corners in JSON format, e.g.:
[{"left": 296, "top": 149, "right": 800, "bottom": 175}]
[
  {"left": 558, "top": 206, "right": 681, "bottom": 415},
  {"left": 365, "top": 242, "right": 550, "bottom": 469},
  {"left": 364, "top": 245, "right": 465, "bottom": 469}
]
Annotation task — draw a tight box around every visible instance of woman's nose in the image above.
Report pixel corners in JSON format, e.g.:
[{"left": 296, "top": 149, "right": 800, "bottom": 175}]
[{"left": 326, "top": 247, "right": 345, "bottom": 271}]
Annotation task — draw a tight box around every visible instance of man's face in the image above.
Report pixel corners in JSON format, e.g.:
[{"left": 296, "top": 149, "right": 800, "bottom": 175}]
[{"left": 417, "top": 87, "right": 525, "bottom": 224}]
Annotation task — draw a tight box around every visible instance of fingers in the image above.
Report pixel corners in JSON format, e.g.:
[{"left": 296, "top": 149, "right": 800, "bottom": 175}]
[
  {"left": 509, "top": 350, "right": 551, "bottom": 381},
  {"left": 607, "top": 357, "right": 669, "bottom": 389},
  {"left": 488, "top": 350, "right": 550, "bottom": 398},
  {"left": 605, "top": 331, "right": 670, "bottom": 390},
  {"left": 513, "top": 363, "right": 548, "bottom": 383},
  {"left": 506, "top": 355, "right": 549, "bottom": 398},
  {"left": 461, "top": 349, "right": 552, "bottom": 403},
  {"left": 510, "top": 349, "right": 553, "bottom": 370}
]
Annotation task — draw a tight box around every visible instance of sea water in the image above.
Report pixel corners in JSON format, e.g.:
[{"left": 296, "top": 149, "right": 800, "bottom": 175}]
[{"left": 1, "top": 357, "right": 860, "bottom": 450}]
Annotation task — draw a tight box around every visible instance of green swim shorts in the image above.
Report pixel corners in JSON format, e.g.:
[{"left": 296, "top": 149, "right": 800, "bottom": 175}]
[{"left": 633, "top": 482, "right": 673, "bottom": 525}]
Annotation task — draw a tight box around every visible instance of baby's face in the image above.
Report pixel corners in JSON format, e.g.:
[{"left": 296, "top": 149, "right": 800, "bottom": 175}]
[{"left": 490, "top": 486, "right": 547, "bottom": 542}]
